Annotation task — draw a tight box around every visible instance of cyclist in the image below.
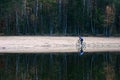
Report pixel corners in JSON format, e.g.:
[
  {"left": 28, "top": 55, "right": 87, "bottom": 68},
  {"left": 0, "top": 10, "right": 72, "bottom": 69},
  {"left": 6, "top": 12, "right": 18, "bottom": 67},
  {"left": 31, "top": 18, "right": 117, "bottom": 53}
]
[{"left": 79, "top": 36, "right": 83, "bottom": 45}]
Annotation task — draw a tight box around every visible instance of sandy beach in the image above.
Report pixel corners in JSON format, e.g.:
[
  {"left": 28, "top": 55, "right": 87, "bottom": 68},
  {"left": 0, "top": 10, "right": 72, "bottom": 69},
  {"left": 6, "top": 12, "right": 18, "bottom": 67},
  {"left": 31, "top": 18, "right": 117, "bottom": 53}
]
[{"left": 0, "top": 36, "right": 120, "bottom": 53}]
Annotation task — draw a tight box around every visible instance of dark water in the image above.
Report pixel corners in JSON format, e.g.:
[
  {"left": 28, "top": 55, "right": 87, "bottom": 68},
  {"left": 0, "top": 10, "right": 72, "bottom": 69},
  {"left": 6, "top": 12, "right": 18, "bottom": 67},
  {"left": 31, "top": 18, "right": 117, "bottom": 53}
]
[{"left": 0, "top": 52, "right": 120, "bottom": 80}]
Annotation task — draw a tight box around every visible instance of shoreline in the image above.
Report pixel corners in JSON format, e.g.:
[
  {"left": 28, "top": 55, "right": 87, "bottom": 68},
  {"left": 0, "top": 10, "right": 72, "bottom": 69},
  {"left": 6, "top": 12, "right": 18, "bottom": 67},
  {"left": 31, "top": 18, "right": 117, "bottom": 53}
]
[{"left": 0, "top": 36, "right": 120, "bottom": 53}]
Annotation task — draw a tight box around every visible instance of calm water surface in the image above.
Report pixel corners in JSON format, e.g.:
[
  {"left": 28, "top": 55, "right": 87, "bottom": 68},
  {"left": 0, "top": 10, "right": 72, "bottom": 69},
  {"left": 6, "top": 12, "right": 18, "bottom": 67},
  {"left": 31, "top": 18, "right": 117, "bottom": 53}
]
[{"left": 0, "top": 52, "right": 120, "bottom": 80}]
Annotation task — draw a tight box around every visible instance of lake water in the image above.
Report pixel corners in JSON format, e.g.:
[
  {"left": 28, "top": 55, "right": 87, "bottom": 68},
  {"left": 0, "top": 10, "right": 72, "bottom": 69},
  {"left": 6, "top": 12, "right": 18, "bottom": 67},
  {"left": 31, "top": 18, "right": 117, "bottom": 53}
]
[{"left": 0, "top": 52, "right": 120, "bottom": 80}]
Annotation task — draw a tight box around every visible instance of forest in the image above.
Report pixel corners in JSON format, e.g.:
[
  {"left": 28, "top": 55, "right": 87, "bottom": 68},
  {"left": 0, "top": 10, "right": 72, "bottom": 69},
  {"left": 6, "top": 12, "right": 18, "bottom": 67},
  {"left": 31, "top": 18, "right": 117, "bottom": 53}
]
[{"left": 0, "top": 0, "right": 120, "bottom": 36}]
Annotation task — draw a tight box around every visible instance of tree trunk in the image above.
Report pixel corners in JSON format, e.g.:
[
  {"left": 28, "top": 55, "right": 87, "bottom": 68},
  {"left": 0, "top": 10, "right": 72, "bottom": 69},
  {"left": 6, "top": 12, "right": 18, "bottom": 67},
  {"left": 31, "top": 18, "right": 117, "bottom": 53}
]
[
  {"left": 34, "top": 0, "right": 38, "bottom": 34},
  {"left": 40, "top": 3, "right": 44, "bottom": 34},
  {"left": 58, "top": 0, "right": 62, "bottom": 33},
  {"left": 16, "top": 11, "right": 20, "bottom": 35},
  {"left": 5, "top": 15, "right": 10, "bottom": 35}
]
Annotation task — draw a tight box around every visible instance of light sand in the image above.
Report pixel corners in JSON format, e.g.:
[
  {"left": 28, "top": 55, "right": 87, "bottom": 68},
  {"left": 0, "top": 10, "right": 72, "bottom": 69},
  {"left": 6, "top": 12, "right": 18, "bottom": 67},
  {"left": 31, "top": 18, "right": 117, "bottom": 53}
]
[{"left": 0, "top": 36, "right": 120, "bottom": 53}]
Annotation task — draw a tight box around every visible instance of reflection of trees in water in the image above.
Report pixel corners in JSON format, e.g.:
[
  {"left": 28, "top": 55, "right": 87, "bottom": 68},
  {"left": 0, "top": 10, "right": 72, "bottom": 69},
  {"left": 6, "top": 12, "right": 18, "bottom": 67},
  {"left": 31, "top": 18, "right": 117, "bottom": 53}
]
[
  {"left": 103, "top": 53, "right": 115, "bottom": 80},
  {"left": 0, "top": 53, "right": 119, "bottom": 80}
]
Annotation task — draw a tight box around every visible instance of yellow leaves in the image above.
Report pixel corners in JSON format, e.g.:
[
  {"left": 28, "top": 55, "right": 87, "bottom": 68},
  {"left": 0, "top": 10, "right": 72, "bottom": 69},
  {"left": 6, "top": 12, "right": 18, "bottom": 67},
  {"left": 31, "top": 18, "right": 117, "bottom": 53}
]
[
  {"left": 104, "top": 5, "right": 115, "bottom": 25},
  {"left": 106, "top": 5, "right": 115, "bottom": 17},
  {"left": 104, "top": 63, "right": 115, "bottom": 80},
  {"left": 30, "top": 14, "right": 38, "bottom": 22},
  {"left": 30, "top": 14, "right": 35, "bottom": 21},
  {"left": 26, "top": 7, "right": 32, "bottom": 13}
]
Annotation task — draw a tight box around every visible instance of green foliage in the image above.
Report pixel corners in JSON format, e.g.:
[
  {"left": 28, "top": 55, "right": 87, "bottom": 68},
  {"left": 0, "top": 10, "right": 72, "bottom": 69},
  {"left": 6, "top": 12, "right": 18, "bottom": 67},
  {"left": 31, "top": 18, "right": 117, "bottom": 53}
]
[{"left": 0, "top": 0, "right": 120, "bottom": 36}]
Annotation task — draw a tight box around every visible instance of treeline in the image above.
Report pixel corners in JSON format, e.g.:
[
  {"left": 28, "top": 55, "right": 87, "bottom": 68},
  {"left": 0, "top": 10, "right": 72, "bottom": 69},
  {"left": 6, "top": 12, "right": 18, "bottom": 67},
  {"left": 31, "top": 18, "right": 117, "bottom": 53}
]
[{"left": 0, "top": 0, "right": 120, "bottom": 36}]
